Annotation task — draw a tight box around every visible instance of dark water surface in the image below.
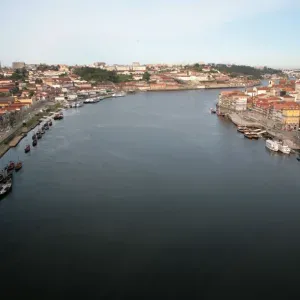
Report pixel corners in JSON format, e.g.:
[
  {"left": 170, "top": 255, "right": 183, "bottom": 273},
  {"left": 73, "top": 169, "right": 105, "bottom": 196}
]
[{"left": 1, "top": 90, "right": 300, "bottom": 298}]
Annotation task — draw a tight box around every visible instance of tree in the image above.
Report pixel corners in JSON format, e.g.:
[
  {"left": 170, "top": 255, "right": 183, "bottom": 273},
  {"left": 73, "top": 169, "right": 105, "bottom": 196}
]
[
  {"left": 35, "top": 78, "right": 43, "bottom": 84},
  {"left": 73, "top": 67, "right": 130, "bottom": 83},
  {"left": 10, "top": 67, "right": 28, "bottom": 81},
  {"left": 9, "top": 112, "right": 17, "bottom": 127},
  {"left": 142, "top": 71, "right": 151, "bottom": 82},
  {"left": 10, "top": 86, "right": 19, "bottom": 95}
]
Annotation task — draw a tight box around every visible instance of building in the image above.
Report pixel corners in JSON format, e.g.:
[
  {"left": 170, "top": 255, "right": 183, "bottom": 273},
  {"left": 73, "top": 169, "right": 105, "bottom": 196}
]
[
  {"left": 12, "top": 62, "right": 25, "bottom": 70},
  {"left": 132, "top": 65, "right": 146, "bottom": 72},
  {"left": 271, "top": 102, "right": 300, "bottom": 130},
  {"left": 218, "top": 90, "right": 247, "bottom": 111},
  {"left": 280, "top": 95, "right": 295, "bottom": 102},
  {"left": 115, "top": 65, "right": 130, "bottom": 72}
]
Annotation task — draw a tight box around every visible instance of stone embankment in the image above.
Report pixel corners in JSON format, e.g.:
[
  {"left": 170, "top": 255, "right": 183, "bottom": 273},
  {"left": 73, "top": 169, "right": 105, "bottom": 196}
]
[{"left": 227, "top": 112, "right": 300, "bottom": 150}]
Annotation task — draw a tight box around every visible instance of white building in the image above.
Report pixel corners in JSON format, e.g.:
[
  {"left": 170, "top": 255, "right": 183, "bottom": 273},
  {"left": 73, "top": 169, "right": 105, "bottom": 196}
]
[
  {"left": 233, "top": 95, "right": 248, "bottom": 111},
  {"left": 116, "top": 65, "right": 131, "bottom": 71}
]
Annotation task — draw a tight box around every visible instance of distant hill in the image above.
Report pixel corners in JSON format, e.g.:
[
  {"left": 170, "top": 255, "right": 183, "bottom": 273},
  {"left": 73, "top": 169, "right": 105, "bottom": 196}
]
[{"left": 212, "top": 64, "right": 284, "bottom": 79}]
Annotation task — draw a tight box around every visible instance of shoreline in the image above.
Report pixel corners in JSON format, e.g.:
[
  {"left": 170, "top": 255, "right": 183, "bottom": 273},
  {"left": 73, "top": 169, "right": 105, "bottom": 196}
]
[
  {"left": 0, "top": 105, "right": 62, "bottom": 159},
  {"left": 133, "top": 84, "right": 259, "bottom": 93},
  {"left": 226, "top": 112, "right": 300, "bottom": 150}
]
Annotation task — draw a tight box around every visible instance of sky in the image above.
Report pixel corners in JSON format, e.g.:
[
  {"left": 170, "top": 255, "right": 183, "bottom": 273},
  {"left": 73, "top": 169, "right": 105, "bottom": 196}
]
[{"left": 1, "top": 0, "right": 300, "bottom": 68}]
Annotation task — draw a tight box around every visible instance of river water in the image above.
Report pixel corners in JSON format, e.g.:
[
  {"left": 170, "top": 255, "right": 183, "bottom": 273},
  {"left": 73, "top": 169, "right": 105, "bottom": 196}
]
[{"left": 1, "top": 90, "right": 300, "bottom": 298}]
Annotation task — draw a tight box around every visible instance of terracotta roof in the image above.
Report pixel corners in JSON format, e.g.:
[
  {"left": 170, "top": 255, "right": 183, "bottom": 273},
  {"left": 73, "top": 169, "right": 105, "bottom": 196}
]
[{"left": 272, "top": 102, "right": 300, "bottom": 110}]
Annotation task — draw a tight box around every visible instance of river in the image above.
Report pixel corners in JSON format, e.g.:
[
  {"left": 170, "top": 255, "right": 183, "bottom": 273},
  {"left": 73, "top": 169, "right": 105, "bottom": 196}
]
[{"left": 1, "top": 90, "right": 300, "bottom": 298}]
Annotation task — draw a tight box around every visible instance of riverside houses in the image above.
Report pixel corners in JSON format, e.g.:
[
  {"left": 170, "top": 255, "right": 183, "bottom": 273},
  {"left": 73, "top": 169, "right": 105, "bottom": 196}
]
[{"left": 218, "top": 91, "right": 248, "bottom": 111}]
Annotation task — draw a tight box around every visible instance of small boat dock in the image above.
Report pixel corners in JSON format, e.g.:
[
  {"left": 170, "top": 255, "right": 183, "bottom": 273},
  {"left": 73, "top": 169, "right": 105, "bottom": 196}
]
[{"left": 8, "top": 133, "right": 27, "bottom": 147}]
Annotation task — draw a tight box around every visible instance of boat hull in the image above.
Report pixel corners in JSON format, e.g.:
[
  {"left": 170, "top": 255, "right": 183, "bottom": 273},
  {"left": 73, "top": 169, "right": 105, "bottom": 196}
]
[{"left": 266, "top": 140, "right": 279, "bottom": 151}]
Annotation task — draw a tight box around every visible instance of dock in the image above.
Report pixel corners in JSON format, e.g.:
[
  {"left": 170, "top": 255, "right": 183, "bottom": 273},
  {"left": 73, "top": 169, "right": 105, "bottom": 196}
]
[
  {"left": 228, "top": 113, "right": 262, "bottom": 128},
  {"left": 8, "top": 134, "right": 26, "bottom": 147}
]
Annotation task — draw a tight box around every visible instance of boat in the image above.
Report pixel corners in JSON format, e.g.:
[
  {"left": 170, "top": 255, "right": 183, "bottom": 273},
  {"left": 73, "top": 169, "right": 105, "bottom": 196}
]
[
  {"left": 113, "top": 92, "right": 126, "bottom": 97},
  {"left": 210, "top": 108, "right": 216, "bottom": 114},
  {"left": 37, "top": 132, "right": 42, "bottom": 139},
  {"left": 32, "top": 139, "right": 37, "bottom": 147},
  {"left": 266, "top": 139, "right": 279, "bottom": 152},
  {"left": 49, "top": 119, "right": 52, "bottom": 126},
  {"left": 53, "top": 113, "right": 63, "bottom": 120},
  {"left": 43, "top": 123, "right": 49, "bottom": 130},
  {"left": 244, "top": 132, "right": 259, "bottom": 140},
  {"left": 24, "top": 144, "right": 30, "bottom": 153},
  {"left": 7, "top": 161, "right": 15, "bottom": 172},
  {"left": 278, "top": 141, "right": 291, "bottom": 154},
  {"left": 32, "top": 133, "right": 37, "bottom": 140},
  {"left": 41, "top": 128, "right": 45, "bottom": 134},
  {"left": 0, "top": 174, "right": 13, "bottom": 199},
  {"left": 237, "top": 126, "right": 248, "bottom": 133},
  {"left": 15, "top": 161, "right": 22, "bottom": 172},
  {"left": 297, "top": 157, "right": 300, "bottom": 162}
]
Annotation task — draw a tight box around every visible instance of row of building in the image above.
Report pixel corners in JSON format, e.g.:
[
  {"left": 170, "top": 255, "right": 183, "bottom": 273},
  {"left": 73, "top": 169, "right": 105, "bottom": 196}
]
[{"left": 218, "top": 80, "right": 300, "bottom": 130}]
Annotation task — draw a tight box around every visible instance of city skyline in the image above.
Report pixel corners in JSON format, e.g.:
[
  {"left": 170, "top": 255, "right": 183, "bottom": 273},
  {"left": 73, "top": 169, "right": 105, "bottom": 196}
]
[{"left": 1, "top": 0, "right": 300, "bottom": 68}]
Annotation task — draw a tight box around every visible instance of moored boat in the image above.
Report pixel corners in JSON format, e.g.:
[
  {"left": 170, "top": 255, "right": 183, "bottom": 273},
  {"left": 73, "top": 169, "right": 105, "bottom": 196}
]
[
  {"left": 7, "top": 161, "right": 15, "bottom": 172},
  {"left": 237, "top": 126, "right": 248, "bottom": 133},
  {"left": 48, "top": 119, "right": 52, "bottom": 126},
  {"left": 32, "top": 139, "right": 37, "bottom": 147},
  {"left": 266, "top": 139, "right": 279, "bottom": 152},
  {"left": 210, "top": 108, "right": 216, "bottom": 114},
  {"left": 32, "top": 133, "right": 37, "bottom": 140},
  {"left": 278, "top": 141, "right": 291, "bottom": 154},
  {"left": 15, "top": 161, "right": 22, "bottom": 172},
  {"left": 54, "top": 113, "right": 63, "bottom": 120},
  {"left": 244, "top": 132, "right": 259, "bottom": 140},
  {"left": 24, "top": 144, "right": 30, "bottom": 153}
]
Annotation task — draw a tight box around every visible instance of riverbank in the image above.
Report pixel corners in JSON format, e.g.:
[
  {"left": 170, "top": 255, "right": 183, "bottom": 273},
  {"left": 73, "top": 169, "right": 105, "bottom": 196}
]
[
  {"left": 227, "top": 112, "right": 300, "bottom": 150},
  {"left": 0, "top": 103, "right": 62, "bottom": 158}
]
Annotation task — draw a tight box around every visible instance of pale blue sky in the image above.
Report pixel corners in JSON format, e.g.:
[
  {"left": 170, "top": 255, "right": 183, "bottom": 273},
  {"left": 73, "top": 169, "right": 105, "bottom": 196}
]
[{"left": 1, "top": 0, "right": 300, "bottom": 68}]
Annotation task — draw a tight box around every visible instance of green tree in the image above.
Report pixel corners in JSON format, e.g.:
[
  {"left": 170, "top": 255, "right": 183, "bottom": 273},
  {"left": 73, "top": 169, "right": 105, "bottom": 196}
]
[
  {"left": 142, "top": 71, "right": 151, "bottom": 82},
  {"left": 74, "top": 67, "right": 131, "bottom": 83},
  {"left": 35, "top": 78, "right": 43, "bottom": 84},
  {"left": 10, "top": 67, "right": 28, "bottom": 81}
]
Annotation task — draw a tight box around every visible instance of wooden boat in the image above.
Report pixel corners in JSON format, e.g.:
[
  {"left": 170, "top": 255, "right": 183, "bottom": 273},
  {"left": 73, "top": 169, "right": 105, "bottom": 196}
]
[
  {"left": 49, "top": 119, "right": 52, "bottom": 126},
  {"left": 297, "top": 157, "right": 300, "bottom": 162},
  {"left": 54, "top": 113, "right": 64, "bottom": 120},
  {"left": 244, "top": 132, "right": 259, "bottom": 140},
  {"left": 24, "top": 145, "right": 30, "bottom": 153},
  {"left": 7, "top": 161, "right": 15, "bottom": 171},
  {"left": 15, "top": 161, "right": 22, "bottom": 172},
  {"left": 237, "top": 126, "right": 248, "bottom": 133},
  {"left": 32, "top": 139, "right": 37, "bottom": 147},
  {"left": 32, "top": 133, "right": 37, "bottom": 140}
]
